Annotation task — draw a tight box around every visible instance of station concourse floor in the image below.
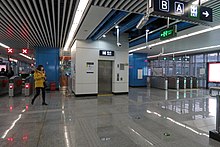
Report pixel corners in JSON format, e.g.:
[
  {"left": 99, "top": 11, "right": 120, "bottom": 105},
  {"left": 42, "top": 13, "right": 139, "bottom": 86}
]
[{"left": 0, "top": 88, "right": 220, "bottom": 147}]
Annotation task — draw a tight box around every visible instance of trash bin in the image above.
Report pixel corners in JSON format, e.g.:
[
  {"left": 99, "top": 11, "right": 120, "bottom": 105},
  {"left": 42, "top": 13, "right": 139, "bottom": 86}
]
[{"left": 50, "top": 82, "right": 56, "bottom": 91}]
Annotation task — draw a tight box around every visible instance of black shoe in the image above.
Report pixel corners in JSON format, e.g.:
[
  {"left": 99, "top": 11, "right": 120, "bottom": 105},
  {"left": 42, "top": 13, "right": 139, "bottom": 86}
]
[
  {"left": 42, "top": 103, "right": 48, "bottom": 105},
  {"left": 31, "top": 99, "right": 34, "bottom": 105}
]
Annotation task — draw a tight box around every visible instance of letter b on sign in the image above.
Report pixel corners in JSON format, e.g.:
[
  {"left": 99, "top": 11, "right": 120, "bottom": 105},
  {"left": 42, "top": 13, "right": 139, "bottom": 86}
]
[{"left": 159, "top": 0, "right": 169, "bottom": 12}]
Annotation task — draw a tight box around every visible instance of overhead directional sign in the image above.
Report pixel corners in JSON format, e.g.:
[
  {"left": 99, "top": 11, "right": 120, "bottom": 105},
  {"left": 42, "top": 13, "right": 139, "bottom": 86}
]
[
  {"left": 153, "top": 0, "right": 188, "bottom": 17},
  {"left": 160, "top": 25, "right": 177, "bottom": 40},
  {"left": 174, "top": 1, "right": 184, "bottom": 15},
  {"left": 150, "top": 0, "right": 213, "bottom": 23},
  {"left": 200, "top": 6, "right": 213, "bottom": 22},
  {"left": 189, "top": 5, "right": 200, "bottom": 19}
]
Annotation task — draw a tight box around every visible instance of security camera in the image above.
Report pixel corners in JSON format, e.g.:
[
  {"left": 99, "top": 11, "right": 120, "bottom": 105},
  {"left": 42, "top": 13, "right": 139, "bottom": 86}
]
[
  {"left": 136, "top": 15, "right": 149, "bottom": 29},
  {"left": 117, "top": 42, "right": 122, "bottom": 47}
]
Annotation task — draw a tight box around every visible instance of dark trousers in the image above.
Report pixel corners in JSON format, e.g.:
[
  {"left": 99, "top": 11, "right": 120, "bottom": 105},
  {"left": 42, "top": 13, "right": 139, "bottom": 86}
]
[{"left": 32, "top": 87, "right": 46, "bottom": 103}]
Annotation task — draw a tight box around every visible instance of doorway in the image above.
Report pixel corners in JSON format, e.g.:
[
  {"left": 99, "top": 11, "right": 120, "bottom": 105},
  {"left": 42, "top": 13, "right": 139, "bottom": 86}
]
[{"left": 98, "top": 60, "right": 112, "bottom": 94}]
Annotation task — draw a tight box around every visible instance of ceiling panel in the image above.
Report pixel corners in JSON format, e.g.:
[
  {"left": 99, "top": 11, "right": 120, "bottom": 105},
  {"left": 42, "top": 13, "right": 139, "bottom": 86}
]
[
  {"left": 0, "top": 0, "right": 77, "bottom": 51},
  {"left": 76, "top": 6, "right": 111, "bottom": 40},
  {"left": 92, "top": 0, "right": 220, "bottom": 25}
]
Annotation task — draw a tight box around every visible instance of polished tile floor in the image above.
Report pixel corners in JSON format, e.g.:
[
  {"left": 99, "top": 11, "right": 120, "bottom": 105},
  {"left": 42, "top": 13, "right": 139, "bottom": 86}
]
[{"left": 0, "top": 88, "right": 220, "bottom": 147}]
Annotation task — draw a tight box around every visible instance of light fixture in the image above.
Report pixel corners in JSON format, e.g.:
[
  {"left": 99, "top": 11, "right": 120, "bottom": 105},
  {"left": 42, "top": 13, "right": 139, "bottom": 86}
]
[
  {"left": 0, "top": 42, "right": 10, "bottom": 48},
  {"left": 19, "top": 53, "right": 32, "bottom": 60},
  {"left": 148, "top": 44, "right": 220, "bottom": 58},
  {"left": 63, "top": 0, "right": 90, "bottom": 51},
  {"left": 102, "top": 34, "right": 106, "bottom": 38},
  {"left": 192, "top": 0, "right": 209, "bottom": 5},
  {"left": 9, "top": 58, "right": 18, "bottom": 63},
  {"left": 129, "top": 25, "right": 220, "bottom": 53},
  {"left": 136, "top": 15, "right": 149, "bottom": 29}
]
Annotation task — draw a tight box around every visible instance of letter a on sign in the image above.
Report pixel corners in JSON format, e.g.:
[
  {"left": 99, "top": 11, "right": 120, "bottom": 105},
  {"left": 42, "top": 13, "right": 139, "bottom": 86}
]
[
  {"left": 159, "top": 0, "right": 169, "bottom": 12},
  {"left": 175, "top": 2, "right": 184, "bottom": 15}
]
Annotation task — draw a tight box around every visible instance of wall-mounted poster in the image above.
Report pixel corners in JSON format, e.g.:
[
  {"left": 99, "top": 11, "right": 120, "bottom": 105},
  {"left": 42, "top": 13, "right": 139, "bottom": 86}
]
[
  {"left": 86, "top": 62, "right": 94, "bottom": 74},
  {"left": 137, "top": 69, "right": 143, "bottom": 79}
]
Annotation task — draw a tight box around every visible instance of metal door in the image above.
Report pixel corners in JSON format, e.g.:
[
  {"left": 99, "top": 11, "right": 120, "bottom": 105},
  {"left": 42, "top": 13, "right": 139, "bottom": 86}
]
[{"left": 98, "top": 61, "right": 112, "bottom": 94}]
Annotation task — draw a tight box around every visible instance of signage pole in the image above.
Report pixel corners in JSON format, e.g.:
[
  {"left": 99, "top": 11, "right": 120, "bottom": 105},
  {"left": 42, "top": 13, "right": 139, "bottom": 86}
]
[
  {"left": 167, "top": 17, "right": 170, "bottom": 28},
  {"left": 209, "top": 95, "right": 220, "bottom": 141},
  {"left": 8, "top": 55, "right": 11, "bottom": 71},
  {"left": 146, "top": 30, "right": 149, "bottom": 47},
  {"left": 216, "top": 95, "right": 220, "bottom": 132}
]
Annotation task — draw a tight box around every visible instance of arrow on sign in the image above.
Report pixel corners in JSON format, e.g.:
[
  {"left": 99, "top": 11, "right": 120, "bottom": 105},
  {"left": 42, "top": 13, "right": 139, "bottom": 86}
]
[{"left": 202, "top": 11, "right": 209, "bottom": 17}]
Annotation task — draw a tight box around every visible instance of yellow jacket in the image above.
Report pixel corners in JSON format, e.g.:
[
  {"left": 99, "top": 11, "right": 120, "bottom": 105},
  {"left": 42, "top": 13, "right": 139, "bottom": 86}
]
[{"left": 34, "top": 70, "right": 46, "bottom": 88}]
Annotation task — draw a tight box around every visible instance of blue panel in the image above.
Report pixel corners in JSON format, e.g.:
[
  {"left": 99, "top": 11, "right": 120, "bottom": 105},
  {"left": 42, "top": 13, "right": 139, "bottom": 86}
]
[
  {"left": 113, "top": 14, "right": 144, "bottom": 35},
  {"left": 129, "top": 31, "right": 160, "bottom": 47},
  {"left": 92, "top": 11, "right": 129, "bottom": 40},
  {"left": 35, "top": 47, "right": 60, "bottom": 88},
  {"left": 129, "top": 53, "right": 148, "bottom": 87},
  {"left": 87, "top": 10, "right": 116, "bottom": 39}
]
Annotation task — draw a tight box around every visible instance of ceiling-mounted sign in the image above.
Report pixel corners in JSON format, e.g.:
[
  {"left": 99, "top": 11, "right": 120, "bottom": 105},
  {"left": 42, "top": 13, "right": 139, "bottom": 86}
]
[
  {"left": 22, "top": 48, "right": 28, "bottom": 54},
  {"left": 160, "top": 25, "right": 177, "bottom": 40},
  {"left": 150, "top": 0, "right": 213, "bottom": 23},
  {"left": 7, "top": 48, "right": 14, "bottom": 54},
  {"left": 99, "top": 50, "right": 114, "bottom": 56},
  {"left": 200, "top": 6, "right": 213, "bottom": 22},
  {"left": 189, "top": 5, "right": 200, "bottom": 19},
  {"left": 153, "top": 0, "right": 188, "bottom": 16}
]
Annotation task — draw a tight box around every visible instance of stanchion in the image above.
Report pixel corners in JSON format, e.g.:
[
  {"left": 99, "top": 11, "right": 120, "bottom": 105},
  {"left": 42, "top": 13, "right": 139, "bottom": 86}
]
[{"left": 209, "top": 95, "right": 220, "bottom": 141}]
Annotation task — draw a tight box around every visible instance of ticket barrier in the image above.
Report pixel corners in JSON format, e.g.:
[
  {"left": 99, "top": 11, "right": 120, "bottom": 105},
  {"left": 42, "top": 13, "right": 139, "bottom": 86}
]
[
  {"left": 167, "top": 77, "right": 179, "bottom": 90},
  {"left": 9, "top": 76, "right": 22, "bottom": 97},
  {"left": 0, "top": 76, "right": 9, "bottom": 95},
  {"left": 150, "top": 76, "right": 168, "bottom": 90},
  {"left": 192, "top": 77, "right": 198, "bottom": 88},
  {"left": 185, "top": 77, "right": 192, "bottom": 89},
  {"left": 24, "top": 76, "right": 34, "bottom": 96},
  {"left": 178, "top": 76, "right": 185, "bottom": 89}
]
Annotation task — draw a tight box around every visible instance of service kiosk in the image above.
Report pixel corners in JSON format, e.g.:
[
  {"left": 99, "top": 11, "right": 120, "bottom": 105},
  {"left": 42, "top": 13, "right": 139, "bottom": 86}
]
[{"left": 210, "top": 95, "right": 220, "bottom": 142}]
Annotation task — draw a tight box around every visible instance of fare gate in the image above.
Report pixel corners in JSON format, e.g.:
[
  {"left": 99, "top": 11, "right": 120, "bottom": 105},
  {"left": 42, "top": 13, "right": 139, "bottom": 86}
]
[
  {"left": 24, "top": 76, "right": 34, "bottom": 96},
  {"left": 9, "top": 76, "right": 22, "bottom": 97}
]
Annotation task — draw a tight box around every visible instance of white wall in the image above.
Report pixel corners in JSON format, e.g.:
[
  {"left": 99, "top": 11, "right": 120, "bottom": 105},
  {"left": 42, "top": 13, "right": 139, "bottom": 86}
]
[
  {"left": 71, "top": 33, "right": 129, "bottom": 95},
  {"left": 71, "top": 42, "right": 76, "bottom": 93}
]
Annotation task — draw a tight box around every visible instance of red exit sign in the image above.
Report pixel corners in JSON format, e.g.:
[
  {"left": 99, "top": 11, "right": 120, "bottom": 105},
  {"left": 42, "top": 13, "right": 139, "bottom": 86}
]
[
  {"left": 7, "top": 48, "right": 14, "bottom": 54},
  {"left": 22, "top": 48, "right": 28, "bottom": 54}
]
